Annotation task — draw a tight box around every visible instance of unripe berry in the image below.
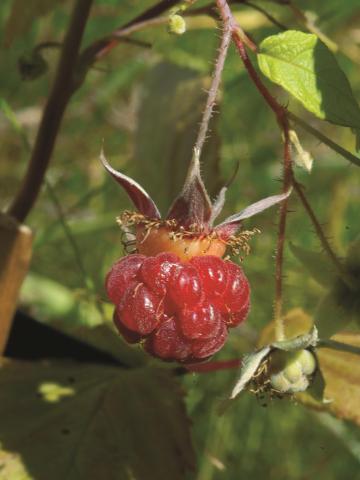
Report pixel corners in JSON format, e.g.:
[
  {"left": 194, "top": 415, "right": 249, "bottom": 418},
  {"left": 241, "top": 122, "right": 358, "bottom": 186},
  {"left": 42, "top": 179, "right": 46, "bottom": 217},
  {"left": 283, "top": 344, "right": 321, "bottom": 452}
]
[{"left": 269, "top": 349, "right": 316, "bottom": 394}]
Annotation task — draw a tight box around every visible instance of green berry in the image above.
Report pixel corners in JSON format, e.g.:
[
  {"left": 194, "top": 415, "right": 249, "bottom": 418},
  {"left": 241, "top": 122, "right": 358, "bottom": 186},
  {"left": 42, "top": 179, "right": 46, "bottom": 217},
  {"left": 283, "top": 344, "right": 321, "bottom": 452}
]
[
  {"left": 283, "top": 361, "right": 303, "bottom": 383},
  {"left": 270, "top": 372, "right": 291, "bottom": 393},
  {"left": 297, "top": 349, "right": 317, "bottom": 375}
]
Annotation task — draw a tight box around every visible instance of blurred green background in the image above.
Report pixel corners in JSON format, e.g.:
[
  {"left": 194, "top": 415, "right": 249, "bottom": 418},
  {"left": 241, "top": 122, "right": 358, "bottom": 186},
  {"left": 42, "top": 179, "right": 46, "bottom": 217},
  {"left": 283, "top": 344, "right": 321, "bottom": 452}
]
[{"left": 1, "top": 1, "right": 359, "bottom": 479}]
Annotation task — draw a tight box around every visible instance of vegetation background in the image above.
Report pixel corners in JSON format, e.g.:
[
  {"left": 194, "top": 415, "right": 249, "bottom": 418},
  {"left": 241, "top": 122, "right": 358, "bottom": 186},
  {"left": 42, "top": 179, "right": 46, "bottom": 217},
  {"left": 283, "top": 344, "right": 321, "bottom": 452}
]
[{"left": 0, "top": 1, "right": 359, "bottom": 479}]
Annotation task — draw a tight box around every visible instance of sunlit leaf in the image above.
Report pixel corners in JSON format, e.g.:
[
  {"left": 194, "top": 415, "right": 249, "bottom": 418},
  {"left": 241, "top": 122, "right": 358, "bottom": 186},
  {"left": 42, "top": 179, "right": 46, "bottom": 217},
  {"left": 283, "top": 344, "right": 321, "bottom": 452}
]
[
  {"left": 257, "top": 31, "right": 360, "bottom": 145},
  {"left": 0, "top": 360, "right": 195, "bottom": 480}
]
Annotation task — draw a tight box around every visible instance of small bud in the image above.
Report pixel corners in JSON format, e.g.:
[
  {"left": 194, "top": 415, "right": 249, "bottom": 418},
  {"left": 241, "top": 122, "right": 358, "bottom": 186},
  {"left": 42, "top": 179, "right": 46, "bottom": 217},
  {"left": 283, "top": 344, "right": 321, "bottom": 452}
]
[{"left": 168, "top": 14, "right": 186, "bottom": 35}]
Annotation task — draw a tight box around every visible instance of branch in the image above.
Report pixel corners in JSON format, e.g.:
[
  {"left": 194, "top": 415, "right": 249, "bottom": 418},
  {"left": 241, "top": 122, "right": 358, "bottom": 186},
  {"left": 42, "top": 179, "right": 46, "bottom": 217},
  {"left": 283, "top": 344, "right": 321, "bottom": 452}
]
[
  {"left": 318, "top": 339, "right": 360, "bottom": 356},
  {"left": 8, "top": 0, "right": 94, "bottom": 222},
  {"left": 193, "top": 14, "right": 232, "bottom": 161}
]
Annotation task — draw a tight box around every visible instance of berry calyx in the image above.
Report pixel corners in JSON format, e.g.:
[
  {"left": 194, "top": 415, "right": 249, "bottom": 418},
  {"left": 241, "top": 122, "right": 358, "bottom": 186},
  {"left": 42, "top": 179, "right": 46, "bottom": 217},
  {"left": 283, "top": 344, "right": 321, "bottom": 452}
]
[
  {"left": 136, "top": 225, "right": 227, "bottom": 261},
  {"left": 105, "top": 252, "right": 250, "bottom": 363}
]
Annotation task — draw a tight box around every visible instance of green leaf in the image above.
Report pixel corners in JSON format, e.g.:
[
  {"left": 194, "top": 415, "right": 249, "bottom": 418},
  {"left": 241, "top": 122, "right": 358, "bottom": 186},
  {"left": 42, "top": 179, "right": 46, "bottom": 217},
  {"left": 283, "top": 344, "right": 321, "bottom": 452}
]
[
  {"left": 4, "top": 0, "right": 67, "bottom": 46},
  {"left": 289, "top": 242, "right": 336, "bottom": 288},
  {"left": 257, "top": 31, "right": 360, "bottom": 141},
  {"left": 0, "top": 360, "right": 194, "bottom": 480}
]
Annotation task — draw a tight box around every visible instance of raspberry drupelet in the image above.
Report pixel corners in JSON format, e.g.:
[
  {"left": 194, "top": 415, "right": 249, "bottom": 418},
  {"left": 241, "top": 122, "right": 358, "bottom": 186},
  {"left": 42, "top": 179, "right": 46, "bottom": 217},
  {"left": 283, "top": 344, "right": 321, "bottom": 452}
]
[{"left": 102, "top": 150, "right": 290, "bottom": 363}]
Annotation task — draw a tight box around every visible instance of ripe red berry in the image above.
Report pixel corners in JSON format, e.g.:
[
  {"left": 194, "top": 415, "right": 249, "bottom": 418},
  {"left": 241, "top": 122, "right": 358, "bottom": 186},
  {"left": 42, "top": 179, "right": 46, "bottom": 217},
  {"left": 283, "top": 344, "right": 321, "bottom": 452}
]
[
  {"left": 190, "top": 256, "right": 228, "bottom": 301},
  {"left": 140, "top": 252, "right": 180, "bottom": 295},
  {"left": 145, "top": 316, "right": 192, "bottom": 362},
  {"left": 179, "top": 302, "right": 222, "bottom": 340},
  {"left": 168, "top": 263, "right": 202, "bottom": 307},
  {"left": 191, "top": 321, "right": 228, "bottom": 359},
  {"left": 102, "top": 145, "right": 290, "bottom": 363},
  {"left": 105, "top": 254, "right": 145, "bottom": 304},
  {"left": 105, "top": 252, "right": 250, "bottom": 363},
  {"left": 118, "top": 283, "right": 163, "bottom": 335},
  {"left": 222, "top": 261, "right": 249, "bottom": 312}
]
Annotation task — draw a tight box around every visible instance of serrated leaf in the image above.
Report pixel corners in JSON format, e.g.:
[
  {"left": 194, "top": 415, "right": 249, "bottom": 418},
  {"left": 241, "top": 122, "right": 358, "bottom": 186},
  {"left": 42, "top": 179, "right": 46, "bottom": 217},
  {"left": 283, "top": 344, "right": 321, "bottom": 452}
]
[
  {"left": 0, "top": 360, "right": 194, "bottom": 480},
  {"left": 257, "top": 31, "right": 360, "bottom": 142},
  {"left": 4, "top": 0, "right": 67, "bottom": 47},
  {"left": 289, "top": 242, "right": 336, "bottom": 288}
]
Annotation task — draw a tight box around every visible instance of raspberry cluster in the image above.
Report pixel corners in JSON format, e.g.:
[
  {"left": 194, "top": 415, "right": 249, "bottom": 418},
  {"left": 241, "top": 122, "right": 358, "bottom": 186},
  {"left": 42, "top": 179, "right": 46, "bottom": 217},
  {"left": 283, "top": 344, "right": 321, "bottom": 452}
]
[{"left": 106, "top": 253, "right": 250, "bottom": 363}]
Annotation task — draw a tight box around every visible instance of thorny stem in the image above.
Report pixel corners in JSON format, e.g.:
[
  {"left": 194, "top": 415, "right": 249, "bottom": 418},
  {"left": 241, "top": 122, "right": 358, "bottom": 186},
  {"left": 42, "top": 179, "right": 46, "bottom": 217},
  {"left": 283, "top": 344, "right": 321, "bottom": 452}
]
[
  {"left": 7, "top": 0, "right": 94, "bottom": 222},
  {"left": 293, "top": 180, "right": 358, "bottom": 291},
  {"left": 216, "top": 0, "right": 292, "bottom": 340},
  {"left": 192, "top": 14, "right": 232, "bottom": 162}
]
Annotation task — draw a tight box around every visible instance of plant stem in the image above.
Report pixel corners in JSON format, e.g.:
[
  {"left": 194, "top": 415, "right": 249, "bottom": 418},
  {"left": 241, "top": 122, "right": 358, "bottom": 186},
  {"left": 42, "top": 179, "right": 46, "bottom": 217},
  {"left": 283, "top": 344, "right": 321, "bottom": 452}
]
[
  {"left": 318, "top": 339, "right": 360, "bottom": 356},
  {"left": 8, "top": 0, "right": 93, "bottom": 222},
  {"left": 293, "top": 180, "right": 358, "bottom": 291},
  {"left": 193, "top": 15, "right": 232, "bottom": 161},
  {"left": 216, "top": 0, "right": 292, "bottom": 340}
]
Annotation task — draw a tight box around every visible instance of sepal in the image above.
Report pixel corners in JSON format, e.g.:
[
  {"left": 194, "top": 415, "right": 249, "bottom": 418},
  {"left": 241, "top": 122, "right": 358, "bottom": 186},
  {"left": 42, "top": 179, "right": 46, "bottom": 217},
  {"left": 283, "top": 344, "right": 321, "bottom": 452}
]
[
  {"left": 166, "top": 149, "right": 212, "bottom": 229},
  {"left": 100, "top": 150, "right": 161, "bottom": 219},
  {"left": 215, "top": 189, "right": 292, "bottom": 237}
]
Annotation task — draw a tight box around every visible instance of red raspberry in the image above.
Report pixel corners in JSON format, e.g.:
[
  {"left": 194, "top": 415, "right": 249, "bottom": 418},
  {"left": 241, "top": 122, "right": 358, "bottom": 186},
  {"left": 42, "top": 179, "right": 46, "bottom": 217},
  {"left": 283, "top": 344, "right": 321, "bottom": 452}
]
[
  {"left": 140, "top": 252, "right": 180, "bottom": 295},
  {"left": 168, "top": 264, "right": 202, "bottom": 307},
  {"left": 106, "top": 253, "right": 250, "bottom": 363},
  {"left": 191, "top": 321, "right": 228, "bottom": 359},
  {"left": 145, "top": 316, "right": 192, "bottom": 362},
  {"left": 118, "top": 283, "right": 163, "bottom": 335},
  {"left": 222, "top": 261, "right": 249, "bottom": 312},
  {"left": 105, "top": 254, "right": 145, "bottom": 304},
  {"left": 190, "top": 256, "right": 228, "bottom": 301},
  {"left": 102, "top": 145, "right": 290, "bottom": 363},
  {"left": 179, "top": 302, "right": 222, "bottom": 340},
  {"left": 113, "top": 310, "right": 142, "bottom": 344}
]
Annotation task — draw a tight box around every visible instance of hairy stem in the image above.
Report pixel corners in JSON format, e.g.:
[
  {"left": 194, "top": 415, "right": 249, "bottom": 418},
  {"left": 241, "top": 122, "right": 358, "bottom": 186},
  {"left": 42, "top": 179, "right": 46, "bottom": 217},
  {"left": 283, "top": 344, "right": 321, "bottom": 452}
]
[
  {"left": 293, "top": 180, "right": 358, "bottom": 291},
  {"left": 193, "top": 16, "right": 232, "bottom": 160},
  {"left": 8, "top": 0, "right": 93, "bottom": 222}
]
